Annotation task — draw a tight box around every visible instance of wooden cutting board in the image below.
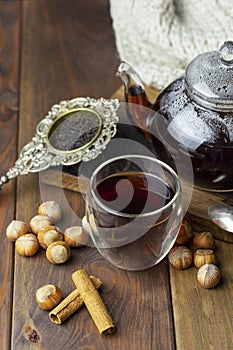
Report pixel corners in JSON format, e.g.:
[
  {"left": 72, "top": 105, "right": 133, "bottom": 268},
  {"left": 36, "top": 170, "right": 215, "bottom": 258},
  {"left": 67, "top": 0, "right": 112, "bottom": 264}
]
[{"left": 41, "top": 85, "right": 233, "bottom": 243}]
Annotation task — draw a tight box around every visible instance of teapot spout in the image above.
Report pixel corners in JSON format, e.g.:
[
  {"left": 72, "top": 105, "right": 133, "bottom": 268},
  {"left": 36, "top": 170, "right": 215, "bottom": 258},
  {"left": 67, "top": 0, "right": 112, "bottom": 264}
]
[
  {"left": 116, "top": 61, "right": 152, "bottom": 108},
  {"left": 116, "top": 61, "right": 153, "bottom": 130}
]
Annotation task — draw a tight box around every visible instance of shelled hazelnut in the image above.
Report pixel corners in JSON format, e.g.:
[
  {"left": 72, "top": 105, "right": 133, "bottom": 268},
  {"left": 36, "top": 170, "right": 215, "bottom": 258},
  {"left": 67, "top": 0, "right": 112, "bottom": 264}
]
[
  {"left": 194, "top": 249, "right": 217, "bottom": 268},
  {"left": 38, "top": 226, "right": 63, "bottom": 249},
  {"left": 193, "top": 232, "right": 214, "bottom": 250},
  {"left": 46, "top": 241, "right": 70, "bottom": 264},
  {"left": 15, "top": 233, "right": 39, "bottom": 257},
  {"left": 168, "top": 246, "right": 193, "bottom": 270},
  {"left": 175, "top": 218, "right": 193, "bottom": 245},
  {"left": 36, "top": 284, "right": 62, "bottom": 310},
  {"left": 38, "top": 201, "right": 62, "bottom": 222},
  {"left": 30, "top": 215, "right": 53, "bottom": 235},
  {"left": 64, "top": 226, "right": 88, "bottom": 247},
  {"left": 197, "top": 263, "right": 221, "bottom": 288},
  {"left": 6, "top": 220, "right": 31, "bottom": 242}
]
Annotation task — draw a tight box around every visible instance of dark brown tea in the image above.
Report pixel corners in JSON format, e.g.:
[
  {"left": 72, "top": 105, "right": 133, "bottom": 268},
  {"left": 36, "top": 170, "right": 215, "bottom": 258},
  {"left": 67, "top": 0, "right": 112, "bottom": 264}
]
[
  {"left": 88, "top": 164, "right": 181, "bottom": 270},
  {"left": 96, "top": 172, "right": 174, "bottom": 215},
  {"left": 153, "top": 77, "right": 233, "bottom": 190}
]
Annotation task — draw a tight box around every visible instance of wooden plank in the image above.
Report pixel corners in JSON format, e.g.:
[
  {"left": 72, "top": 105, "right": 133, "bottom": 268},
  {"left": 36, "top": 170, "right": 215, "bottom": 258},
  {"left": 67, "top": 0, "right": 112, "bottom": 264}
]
[
  {"left": 11, "top": 1, "right": 175, "bottom": 349},
  {"left": 185, "top": 187, "right": 233, "bottom": 242},
  {"left": 0, "top": 2, "right": 20, "bottom": 349},
  {"left": 170, "top": 239, "right": 233, "bottom": 349},
  {"left": 40, "top": 169, "right": 89, "bottom": 194}
]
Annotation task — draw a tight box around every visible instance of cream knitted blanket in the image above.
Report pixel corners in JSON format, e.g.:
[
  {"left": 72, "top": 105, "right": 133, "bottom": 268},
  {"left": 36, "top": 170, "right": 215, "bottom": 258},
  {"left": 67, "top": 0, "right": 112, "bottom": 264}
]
[{"left": 110, "top": 0, "right": 233, "bottom": 89}]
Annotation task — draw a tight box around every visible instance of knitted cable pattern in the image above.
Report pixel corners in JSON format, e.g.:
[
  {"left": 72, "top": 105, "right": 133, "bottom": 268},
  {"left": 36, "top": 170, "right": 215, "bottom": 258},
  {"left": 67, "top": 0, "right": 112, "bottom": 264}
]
[{"left": 110, "top": 0, "right": 233, "bottom": 89}]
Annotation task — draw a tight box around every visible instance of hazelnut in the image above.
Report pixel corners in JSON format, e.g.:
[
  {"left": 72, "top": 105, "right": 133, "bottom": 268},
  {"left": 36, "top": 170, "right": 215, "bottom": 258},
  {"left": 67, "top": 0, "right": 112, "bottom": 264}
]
[
  {"left": 197, "top": 263, "right": 221, "bottom": 288},
  {"left": 6, "top": 220, "right": 30, "bottom": 242},
  {"left": 64, "top": 226, "right": 88, "bottom": 247},
  {"left": 193, "top": 232, "right": 214, "bottom": 250},
  {"left": 46, "top": 241, "right": 70, "bottom": 264},
  {"left": 194, "top": 249, "right": 217, "bottom": 268},
  {"left": 30, "top": 215, "right": 53, "bottom": 235},
  {"left": 15, "top": 233, "right": 39, "bottom": 257},
  {"left": 38, "top": 201, "right": 62, "bottom": 222},
  {"left": 168, "top": 246, "right": 193, "bottom": 270},
  {"left": 175, "top": 218, "right": 192, "bottom": 245},
  {"left": 38, "top": 226, "right": 63, "bottom": 249},
  {"left": 36, "top": 284, "right": 62, "bottom": 310}
]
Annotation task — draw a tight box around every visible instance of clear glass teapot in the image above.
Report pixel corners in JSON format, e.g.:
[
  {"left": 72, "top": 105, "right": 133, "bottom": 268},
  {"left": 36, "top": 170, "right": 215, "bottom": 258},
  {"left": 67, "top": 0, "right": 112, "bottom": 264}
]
[{"left": 117, "top": 41, "right": 233, "bottom": 192}]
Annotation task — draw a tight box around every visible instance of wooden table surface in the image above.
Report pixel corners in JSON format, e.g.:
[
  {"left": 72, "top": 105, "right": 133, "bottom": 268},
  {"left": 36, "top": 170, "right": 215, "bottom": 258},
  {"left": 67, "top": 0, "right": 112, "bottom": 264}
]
[{"left": 1, "top": 1, "right": 233, "bottom": 349}]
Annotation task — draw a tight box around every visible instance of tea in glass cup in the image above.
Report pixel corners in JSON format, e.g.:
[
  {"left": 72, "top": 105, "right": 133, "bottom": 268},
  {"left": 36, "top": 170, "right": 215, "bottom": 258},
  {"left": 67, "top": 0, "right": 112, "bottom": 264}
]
[{"left": 85, "top": 155, "right": 182, "bottom": 270}]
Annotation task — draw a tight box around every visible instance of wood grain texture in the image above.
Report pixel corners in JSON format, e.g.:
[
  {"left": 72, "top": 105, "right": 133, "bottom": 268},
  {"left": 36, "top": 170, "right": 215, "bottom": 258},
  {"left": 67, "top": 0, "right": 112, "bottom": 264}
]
[
  {"left": 170, "top": 239, "right": 233, "bottom": 349},
  {"left": 7, "top": 1, "right": 233, "bottom": 349},
  {"left": 40, "top": 169, "right": 89, "bottom": 194},
  {"left": 0, "top": 2, "right": 20, "bottom": 349},
  {"left": 11, "top": 1, "right": 174, "bottom": 349}
]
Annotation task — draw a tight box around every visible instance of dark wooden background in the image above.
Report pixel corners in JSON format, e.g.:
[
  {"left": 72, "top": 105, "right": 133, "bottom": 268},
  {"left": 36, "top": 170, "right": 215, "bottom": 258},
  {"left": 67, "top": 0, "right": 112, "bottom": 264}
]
[
  {"left": 0, "top": 1, "right": 174, "bottom": 349},
  {"left": 1, "top": 1, "right": 233, "bottom": 349}
]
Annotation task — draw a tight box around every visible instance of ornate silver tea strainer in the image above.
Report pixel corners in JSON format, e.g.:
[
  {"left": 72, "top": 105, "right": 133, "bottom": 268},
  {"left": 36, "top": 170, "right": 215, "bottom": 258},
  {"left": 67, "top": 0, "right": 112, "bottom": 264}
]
[{"left": 0, "top": 97, "right": 120, "bottom": 188}]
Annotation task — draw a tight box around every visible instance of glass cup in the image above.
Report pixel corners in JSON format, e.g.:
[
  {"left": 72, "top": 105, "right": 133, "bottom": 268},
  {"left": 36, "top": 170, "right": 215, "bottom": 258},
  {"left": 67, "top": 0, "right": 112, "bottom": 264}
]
[{"left": 85, "top": 155, "right": 182, "bottom": 271}]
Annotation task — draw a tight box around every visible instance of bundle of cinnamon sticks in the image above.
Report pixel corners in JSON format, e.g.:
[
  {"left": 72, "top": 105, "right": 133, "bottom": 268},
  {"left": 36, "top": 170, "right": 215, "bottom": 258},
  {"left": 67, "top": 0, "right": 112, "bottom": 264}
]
[{"left": 49, "top": 269, "right": 115, "bottom": 335}]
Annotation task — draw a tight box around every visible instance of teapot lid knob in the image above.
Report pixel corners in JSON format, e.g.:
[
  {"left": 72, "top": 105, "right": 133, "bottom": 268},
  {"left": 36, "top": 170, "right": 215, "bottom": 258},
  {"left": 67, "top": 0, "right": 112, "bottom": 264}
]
[
  {"left": 185, "top": 41, "right": 233, "bottom": 111},
  {"left": 219, "top": 41, "right": 233, "bottom": 64}
]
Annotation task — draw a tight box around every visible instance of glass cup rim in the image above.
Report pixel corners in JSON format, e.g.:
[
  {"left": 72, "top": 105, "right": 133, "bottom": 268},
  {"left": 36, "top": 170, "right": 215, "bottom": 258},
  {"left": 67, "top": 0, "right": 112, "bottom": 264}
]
[{"left": 89, "top": 154, "right": 181, "bottom": 218}]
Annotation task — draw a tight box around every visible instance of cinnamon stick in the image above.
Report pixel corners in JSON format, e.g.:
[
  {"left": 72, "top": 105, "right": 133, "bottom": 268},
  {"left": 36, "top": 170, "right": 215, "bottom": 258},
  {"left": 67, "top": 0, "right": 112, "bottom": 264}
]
[
  {"left": 72, "top": 269, "right": 115, "bottom": 334},
  {"left": 49, "top": 275, "right": 102, "bottom": 324}
]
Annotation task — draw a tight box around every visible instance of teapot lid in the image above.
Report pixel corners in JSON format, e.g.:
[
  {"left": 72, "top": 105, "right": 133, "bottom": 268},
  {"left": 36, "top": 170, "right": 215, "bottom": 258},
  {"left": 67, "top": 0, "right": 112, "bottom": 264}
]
[{"left": 185, "top": 41, "right": 233, "bottom": 111}]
